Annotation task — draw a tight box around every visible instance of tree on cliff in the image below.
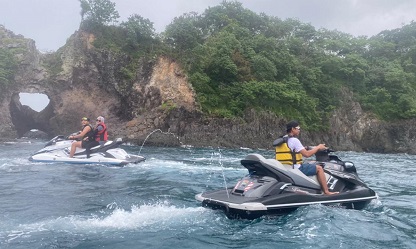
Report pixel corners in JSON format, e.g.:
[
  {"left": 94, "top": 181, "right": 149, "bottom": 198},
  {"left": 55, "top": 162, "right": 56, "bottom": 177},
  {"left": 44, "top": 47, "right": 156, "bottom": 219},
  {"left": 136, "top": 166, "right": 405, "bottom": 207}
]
[
  {"left": 79, "top": 0, "right": 120, "bottom": 27},
  {"left": 121, "top": 14, "right": 156, "bottom": 52},
  {"left": 0, "top": 48, "right": 17, "bottom": 96}
]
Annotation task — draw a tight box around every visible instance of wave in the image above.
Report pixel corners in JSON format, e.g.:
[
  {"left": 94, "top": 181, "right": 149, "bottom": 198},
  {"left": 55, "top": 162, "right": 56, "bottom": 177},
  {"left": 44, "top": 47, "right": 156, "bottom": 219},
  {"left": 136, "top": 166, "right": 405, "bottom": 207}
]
[{"left": 1, "top": 201, "right": 211, "bottom": 242}]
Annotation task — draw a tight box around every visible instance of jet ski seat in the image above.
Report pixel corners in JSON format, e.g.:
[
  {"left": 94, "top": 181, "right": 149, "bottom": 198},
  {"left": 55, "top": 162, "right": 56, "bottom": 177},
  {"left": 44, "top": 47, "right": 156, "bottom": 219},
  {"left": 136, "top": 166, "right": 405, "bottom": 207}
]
[
  {"left": 242, "top": 154, "right": 321, "bottom": 190},
  {"left": 76, "top": 138, "right": 124, "bottom": 156},
  {"left": 266, "top": 159, "right": 321, "bottom": 189},
  {"left": 90, "top": 138, "right": 123, "bottom": 153}
]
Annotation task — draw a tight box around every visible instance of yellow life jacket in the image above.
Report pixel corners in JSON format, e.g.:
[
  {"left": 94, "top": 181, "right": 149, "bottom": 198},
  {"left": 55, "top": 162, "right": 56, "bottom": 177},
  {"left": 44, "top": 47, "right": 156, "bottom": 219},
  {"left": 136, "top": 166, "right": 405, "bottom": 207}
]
[{"left": 273, "top": 136, "right": 303, "bottom": 165}]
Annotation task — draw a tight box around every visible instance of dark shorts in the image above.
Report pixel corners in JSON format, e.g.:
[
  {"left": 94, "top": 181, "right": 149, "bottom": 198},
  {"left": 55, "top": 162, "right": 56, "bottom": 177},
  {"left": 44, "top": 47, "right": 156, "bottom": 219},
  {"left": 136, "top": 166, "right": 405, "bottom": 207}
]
[
  {"left": 81, "top": 140, "right": 99, "bottom": 149},
  {"left": 299, "top": 162, "right": 317, "bottom": 176}
]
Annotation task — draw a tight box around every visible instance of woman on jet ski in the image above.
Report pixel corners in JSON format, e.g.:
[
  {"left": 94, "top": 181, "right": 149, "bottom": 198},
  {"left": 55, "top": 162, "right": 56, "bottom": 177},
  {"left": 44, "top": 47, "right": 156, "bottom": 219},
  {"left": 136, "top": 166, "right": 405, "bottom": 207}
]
[
  {"left": 68, "top": 117, "right": 99, "bottom": 158},
  {"left": 94, "top": 116, "right": 108, "bottom": 145}
]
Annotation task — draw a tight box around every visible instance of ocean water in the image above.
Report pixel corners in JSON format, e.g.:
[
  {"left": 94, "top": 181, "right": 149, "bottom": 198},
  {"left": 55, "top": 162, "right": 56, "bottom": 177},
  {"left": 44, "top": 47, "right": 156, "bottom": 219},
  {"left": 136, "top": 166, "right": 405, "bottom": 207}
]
[{"left": 0, "top": 140, "right": 415, "bottom": 249}]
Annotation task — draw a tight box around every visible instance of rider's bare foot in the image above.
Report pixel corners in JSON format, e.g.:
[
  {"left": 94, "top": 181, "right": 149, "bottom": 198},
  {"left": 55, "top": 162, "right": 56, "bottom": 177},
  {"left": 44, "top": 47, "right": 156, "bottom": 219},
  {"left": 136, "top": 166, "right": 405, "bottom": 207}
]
[{"left": 324, "top": 191, "right": 339, "bottom": 195}]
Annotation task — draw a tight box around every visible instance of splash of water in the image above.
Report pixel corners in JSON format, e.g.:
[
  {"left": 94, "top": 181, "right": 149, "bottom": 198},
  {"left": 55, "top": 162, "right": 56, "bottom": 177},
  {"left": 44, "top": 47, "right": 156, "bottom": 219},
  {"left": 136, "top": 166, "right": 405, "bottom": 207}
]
[
  {"left": 217, "top": 148, "right": 230, "bottom": 199},
  {"left": 138, "top": 129, "right": 180, "bottom": 155}
]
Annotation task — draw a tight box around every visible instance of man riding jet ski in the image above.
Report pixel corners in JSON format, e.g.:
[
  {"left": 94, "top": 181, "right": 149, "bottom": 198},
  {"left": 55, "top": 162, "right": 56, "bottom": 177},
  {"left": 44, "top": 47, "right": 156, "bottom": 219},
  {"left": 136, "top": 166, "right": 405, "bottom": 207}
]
[
  {"left": 29, "top": 135, "right": 145, "bottom": 166},
  {"left": 195, "top": 149, "right": 377, "bottom": 219}
]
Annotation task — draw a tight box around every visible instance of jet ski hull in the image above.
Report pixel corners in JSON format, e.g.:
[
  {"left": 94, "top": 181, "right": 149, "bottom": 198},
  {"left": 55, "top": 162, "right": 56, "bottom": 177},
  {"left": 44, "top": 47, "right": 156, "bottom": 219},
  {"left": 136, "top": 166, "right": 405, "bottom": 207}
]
[
  {"left": 29, "top": 151, "right": 145, "bottom": 166},
  {"left": 29, "top": 136, "right": 145, "bottom": 166},
  {"left": 196, "top": 187, "right": 377, "bottom": 219},
  {"left": 196, "top": 153, "right": 378, "bottom": 219}
]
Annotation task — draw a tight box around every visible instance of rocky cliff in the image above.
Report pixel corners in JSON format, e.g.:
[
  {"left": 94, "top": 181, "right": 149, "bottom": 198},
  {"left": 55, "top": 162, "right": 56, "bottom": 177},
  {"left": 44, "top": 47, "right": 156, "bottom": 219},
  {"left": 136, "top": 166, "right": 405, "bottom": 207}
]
[{"left": 0, "top": 26, "right": 414, "bottom": 154}]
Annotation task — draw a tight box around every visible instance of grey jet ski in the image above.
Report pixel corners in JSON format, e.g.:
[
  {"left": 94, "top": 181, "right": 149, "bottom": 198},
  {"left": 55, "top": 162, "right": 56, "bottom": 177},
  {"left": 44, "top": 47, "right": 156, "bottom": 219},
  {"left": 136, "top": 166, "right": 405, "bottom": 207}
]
[{"left": 196, "top": 149, "right": 377, "bottom": 219}]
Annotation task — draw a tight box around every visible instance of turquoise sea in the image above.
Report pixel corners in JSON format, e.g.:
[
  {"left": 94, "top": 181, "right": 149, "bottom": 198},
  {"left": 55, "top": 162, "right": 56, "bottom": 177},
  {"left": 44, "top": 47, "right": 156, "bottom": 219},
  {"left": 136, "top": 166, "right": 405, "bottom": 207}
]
[{"left": 0, "top": 140, "right": 415, "bottom": 248}]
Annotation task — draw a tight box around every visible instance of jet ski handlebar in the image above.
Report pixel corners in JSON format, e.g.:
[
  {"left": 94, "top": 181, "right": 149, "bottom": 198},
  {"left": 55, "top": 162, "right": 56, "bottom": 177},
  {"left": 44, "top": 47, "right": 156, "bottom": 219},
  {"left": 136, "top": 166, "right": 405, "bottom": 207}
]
[
  {"left": 314, "top": 148, "right": 339, "bottom": 162},
  {"left": 306, "top": 146, "right": 335, "bottom": 153},
  {"left": 309, "top": 148, "right": 356, "bottom": 172},
  {"left": 65, "top": 131, "right": 82, "bottom": 140},
  {"left": 322, "top": 148, "right": 336, "bottom": 153}
]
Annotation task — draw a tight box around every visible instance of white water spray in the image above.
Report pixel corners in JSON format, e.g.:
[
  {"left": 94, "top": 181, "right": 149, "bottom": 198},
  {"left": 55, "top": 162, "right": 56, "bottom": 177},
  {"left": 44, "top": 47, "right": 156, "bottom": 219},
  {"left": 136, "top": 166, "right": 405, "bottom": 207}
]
[
  {"left": 217, "top": 148, "right": 230, "bottom": 199},
  {"left": 138, "top": 129, "right": 181, "bottom": 155}
]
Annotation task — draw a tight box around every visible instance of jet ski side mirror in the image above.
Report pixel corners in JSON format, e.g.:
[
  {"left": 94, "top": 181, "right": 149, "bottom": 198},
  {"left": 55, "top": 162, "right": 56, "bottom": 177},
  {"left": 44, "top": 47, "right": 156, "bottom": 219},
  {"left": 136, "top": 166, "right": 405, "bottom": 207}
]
[{"left": 343, "top": 161, "right": 357, "bottom": 173}]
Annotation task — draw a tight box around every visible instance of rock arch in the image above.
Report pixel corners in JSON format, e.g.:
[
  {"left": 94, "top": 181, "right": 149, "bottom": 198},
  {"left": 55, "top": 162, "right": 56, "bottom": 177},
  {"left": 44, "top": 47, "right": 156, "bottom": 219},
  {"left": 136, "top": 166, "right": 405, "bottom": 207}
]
[
  {"left": 9, "top": 91, "right": 55, "bottom": 137},
  {"left": 0, "top": 27, "right": 199, "bottom": 144}
]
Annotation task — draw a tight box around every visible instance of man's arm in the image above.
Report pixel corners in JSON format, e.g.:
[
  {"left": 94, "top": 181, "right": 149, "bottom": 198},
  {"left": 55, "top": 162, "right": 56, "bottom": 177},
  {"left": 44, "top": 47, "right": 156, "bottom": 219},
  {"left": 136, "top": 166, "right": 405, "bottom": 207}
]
[
  {"left": 299, "top": 144, "right": 327, "bottom": 158},
  {"left": 70, "top": 126, "right": 91, "bottom": 140}
]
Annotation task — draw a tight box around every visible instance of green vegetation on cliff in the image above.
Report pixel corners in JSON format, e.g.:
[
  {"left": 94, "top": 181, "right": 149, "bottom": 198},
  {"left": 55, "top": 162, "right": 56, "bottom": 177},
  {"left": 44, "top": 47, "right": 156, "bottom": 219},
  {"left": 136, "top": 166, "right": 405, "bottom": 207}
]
[
  {"left": 163, "top": 2, "right": 416, "bottom": 127},
  {"left": 75, "top": 1, "right": 416, "bottom": 130},
  {"left": 0, "top": 48, "right": 16, "bottom": 90},
  {"left": 0, "top": 26, "right": 19, "bottom": 97},
  {"left": 2, "top": 1, "right": 413, "bottom": 130}
]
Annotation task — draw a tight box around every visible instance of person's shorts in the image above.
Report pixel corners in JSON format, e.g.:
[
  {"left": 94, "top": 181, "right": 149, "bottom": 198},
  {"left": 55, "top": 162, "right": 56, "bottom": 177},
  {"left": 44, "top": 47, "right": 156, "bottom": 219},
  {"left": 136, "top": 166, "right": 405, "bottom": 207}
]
[
  {"left": 299, "top": 162, "right": 317, "bottom": 176},
  {"left": 81, "top": 140, "right": 99, "bottom": 149}
]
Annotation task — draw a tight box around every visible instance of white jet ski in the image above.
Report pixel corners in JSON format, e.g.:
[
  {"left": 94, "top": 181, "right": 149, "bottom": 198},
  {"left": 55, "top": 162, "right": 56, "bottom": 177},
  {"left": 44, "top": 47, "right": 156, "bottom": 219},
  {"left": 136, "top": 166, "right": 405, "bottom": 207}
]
[{"left": 29, "top": 135, "right": 145, "bottom": 166}]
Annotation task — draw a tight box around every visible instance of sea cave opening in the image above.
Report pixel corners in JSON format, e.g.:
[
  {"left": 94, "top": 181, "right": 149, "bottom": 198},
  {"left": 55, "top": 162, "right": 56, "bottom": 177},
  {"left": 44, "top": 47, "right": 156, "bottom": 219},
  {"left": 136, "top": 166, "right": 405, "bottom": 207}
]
[
  {"left": 9, "top": 92, "right": 54, "bottom": 138},
  {"left": 19, "top": 92, "right": 50, "bottom": 112}
]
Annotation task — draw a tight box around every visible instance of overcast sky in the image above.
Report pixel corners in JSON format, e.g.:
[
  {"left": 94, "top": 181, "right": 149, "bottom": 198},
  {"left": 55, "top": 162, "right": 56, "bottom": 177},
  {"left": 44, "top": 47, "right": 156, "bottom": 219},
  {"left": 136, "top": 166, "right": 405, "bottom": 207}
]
[{"left": 1, "top": 0, "right": 415, "bottom": 52}]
